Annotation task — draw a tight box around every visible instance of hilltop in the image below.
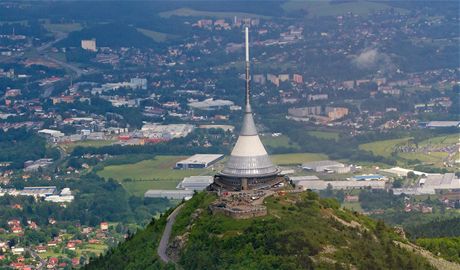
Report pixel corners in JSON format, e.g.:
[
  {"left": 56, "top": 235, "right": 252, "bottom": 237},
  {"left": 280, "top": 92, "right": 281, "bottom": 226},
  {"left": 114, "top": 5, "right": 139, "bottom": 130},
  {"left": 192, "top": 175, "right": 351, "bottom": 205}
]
[{"left": 81, "top": 190, "right": 459, "bottom": 270}]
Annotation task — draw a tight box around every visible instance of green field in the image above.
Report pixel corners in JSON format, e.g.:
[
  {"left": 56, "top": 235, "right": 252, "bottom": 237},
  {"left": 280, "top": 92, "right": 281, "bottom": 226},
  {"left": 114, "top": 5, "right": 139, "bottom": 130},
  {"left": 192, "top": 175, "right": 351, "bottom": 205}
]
[
  {"left": 307, "top": 131, "right": 340, "bottom": 141},
  {"left": 137, "top": 28, "right": 176, "bottom": 42},
  {"left": 261, "top": 134, "right": 300, "bottom": 150},
  {"left": 399, "top": 152, "right": 448, "bottom": 166},
  {"left": 97, "top": 156, "right": 215, "bottom": 196},
  {"left": 81, "top": 243, "right": 107, "bottom": 256},
  {"left": 282, "top": 0, "right": 407, "bottom": 18},
  {"left": 270, "top": 152, "right": 328, "bottom": 165},
  {"left": 418, "top": 134, "right": 459, "bottom": 147},
  {"left": 43, "top": 22, "right": 82, "bottom": 33},
  {"left": 159, "top": 8, "right": 271, "bottom": 19},
  {"left": 359, "top": 134, "right": 458, "bottom": 167},
  {"left": 359, "top": 137, "right": 411, "bottom": 157}
]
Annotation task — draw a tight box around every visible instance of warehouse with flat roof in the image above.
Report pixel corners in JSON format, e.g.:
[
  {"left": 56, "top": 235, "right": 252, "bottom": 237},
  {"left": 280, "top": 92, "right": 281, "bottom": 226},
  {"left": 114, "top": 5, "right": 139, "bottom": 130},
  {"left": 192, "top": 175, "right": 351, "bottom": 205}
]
[
  {"left": 297, "top": 180, "right": 385, "bottom": 191},
  {"left": 302, "top": 160, "right": 350, "bottom": 174},
  {"left": 176, "top": 176, "right": 213, "bottom": 191},
  {"left": 175, "top": 154, "right": 224, "bottom": 169},
  {"left": 144, "top": 190, "right": 194, "bottom": 200}
]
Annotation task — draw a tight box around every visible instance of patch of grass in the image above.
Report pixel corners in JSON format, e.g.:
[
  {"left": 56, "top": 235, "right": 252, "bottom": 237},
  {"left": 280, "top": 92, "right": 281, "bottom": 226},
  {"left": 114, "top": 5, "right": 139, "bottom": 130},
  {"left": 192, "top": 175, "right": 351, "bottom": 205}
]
[
  {"left": 307, "top": 131, "right": 340, "bottom": 141},
  {"left": 81, "top": 243, "right": 107, "bottom": 255},
  {"left": 270, "top": 152, "right": 328, "bottom": 165},
  {"left": 159, "top": 7, "right": 271, "bottom": 19},
  {"left": 359, "top": 137, "right": 412, "bottom": 157},
  {"left": 342, "top": 201, "right": 364, "bottom": 213},
  {"left": 418, "top": 134, "right": 459, "bottom": 147},
  {"left": 119, "top": 180, "right": 183, "bottom": 196},
  {"left": 399, "top": 152, "right": 448, "bottom": 166},
  {"left": 136, "top": 28, "right": 176, "bottom": 42},
  {"left": 282, "top": 0, "right": 407, "bottom": 18},
  {"left": 261, "top": 134, "right": 300, "bottom": 150}
]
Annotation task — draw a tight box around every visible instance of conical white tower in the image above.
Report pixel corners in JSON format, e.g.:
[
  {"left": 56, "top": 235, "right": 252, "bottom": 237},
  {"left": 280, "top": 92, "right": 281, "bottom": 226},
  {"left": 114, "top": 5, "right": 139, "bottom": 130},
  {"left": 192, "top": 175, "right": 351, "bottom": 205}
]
[{"left": 216, "top": 28, "right": 280, "bottom": 190}]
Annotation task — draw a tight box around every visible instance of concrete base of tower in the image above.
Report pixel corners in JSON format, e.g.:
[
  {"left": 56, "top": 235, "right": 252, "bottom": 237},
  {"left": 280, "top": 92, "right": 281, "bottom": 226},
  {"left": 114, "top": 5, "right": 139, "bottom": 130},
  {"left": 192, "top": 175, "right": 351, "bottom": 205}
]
[{"left": 211, "top": 173, "right": 285, "bottom": 191}]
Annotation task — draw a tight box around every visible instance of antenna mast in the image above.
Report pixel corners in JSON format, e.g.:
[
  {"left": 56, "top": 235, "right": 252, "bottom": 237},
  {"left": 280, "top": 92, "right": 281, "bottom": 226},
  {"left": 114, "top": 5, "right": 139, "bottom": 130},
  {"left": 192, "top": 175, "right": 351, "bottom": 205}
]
[{"left": 245, "top": 27, "right": 251, "bottom": 111}]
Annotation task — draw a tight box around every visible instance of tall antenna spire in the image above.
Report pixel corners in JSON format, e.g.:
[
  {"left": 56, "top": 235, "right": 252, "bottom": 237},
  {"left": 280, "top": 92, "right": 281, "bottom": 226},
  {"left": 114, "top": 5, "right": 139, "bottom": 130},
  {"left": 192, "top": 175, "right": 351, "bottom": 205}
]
[{"left": 245, "top": 27, "right": 251, "bottom": 112}]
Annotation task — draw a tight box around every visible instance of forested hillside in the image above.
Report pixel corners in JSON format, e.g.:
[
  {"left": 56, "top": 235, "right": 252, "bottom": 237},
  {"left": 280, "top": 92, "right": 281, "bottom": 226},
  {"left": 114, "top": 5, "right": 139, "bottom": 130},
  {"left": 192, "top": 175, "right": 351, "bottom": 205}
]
[{"left": 85, "top": 191, "right": 438, "bottom": 270}]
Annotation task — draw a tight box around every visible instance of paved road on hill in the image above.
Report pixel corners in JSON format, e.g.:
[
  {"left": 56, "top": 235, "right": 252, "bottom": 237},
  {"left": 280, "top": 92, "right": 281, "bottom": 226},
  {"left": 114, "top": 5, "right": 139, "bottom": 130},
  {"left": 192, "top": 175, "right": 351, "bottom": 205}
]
[{"left": 158, "top": 204, "right": 184, "bottom": 263}]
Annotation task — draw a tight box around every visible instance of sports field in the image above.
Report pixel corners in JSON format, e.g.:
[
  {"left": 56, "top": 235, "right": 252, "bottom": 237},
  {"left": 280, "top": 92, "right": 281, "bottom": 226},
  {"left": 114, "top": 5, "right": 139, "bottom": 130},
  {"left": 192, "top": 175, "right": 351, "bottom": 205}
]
[{"left": 97, "top": 156, "right": 215, "bottom": 196}]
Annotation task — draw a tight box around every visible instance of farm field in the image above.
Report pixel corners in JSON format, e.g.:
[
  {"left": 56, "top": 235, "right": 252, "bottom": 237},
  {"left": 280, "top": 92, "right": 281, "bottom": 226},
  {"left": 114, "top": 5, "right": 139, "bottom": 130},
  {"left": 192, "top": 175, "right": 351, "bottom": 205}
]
[
  {"left": 97, "top": 155, "right": 215, "bottom": 196},
  {"left": 159, "top": 7, "right": 271, "bottom": 19},
  {"left": 270, "top": 152, "right": 328, "bottom": 165},
  {"left": 282, "top": 0, "right": 407, "bottom": 18}
]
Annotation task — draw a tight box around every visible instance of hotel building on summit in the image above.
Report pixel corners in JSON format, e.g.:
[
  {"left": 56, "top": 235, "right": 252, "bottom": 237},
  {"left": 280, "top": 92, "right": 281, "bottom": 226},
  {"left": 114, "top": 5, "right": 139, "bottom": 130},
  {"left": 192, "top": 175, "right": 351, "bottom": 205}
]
[{"left": 213, "top": 28, "right": 284, "bottom": 191}]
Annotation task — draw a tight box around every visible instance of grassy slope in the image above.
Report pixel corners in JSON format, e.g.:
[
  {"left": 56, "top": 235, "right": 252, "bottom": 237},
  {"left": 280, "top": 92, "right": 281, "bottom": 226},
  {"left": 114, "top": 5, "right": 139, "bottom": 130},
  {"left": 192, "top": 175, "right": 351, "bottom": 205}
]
[{"left": 416, "top": 237, "right": 460, "bottom": 264}]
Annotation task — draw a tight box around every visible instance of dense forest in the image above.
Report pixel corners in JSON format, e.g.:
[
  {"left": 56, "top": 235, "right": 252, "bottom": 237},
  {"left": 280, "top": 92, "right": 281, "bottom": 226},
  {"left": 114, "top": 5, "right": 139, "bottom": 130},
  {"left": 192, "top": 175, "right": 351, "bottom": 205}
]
[{"left": 0, "top": 128, "right": 59, "bottom": 169}]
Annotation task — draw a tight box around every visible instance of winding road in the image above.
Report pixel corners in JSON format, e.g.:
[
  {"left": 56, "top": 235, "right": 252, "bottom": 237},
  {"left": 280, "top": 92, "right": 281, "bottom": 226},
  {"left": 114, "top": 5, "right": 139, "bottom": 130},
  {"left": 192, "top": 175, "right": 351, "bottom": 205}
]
[{"left": 158, "top": 204, "right": 184, "bottom": 263}]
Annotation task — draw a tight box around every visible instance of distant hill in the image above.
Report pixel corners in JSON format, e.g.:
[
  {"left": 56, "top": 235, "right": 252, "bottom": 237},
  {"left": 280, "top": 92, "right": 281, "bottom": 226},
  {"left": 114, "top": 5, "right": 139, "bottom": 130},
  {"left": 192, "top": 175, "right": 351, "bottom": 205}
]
[
  {"left": 56, "top": 23, "right": 158, "bottom": 48},
  {"left": 85, "top": 191, "right": 443, "bottom": 270}
]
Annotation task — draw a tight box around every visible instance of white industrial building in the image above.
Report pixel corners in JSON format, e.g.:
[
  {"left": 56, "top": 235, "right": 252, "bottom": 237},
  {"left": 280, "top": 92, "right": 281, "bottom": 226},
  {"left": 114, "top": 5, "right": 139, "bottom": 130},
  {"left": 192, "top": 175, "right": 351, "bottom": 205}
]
[
  {"left": 289, "top": 175, "right": 320, "bottom": 185},
  {"left": 176, "top": 176, "right": 213, "bottom": 190},
  {"left": 141, "top": 123, "right": 194, "bottom": 139},
  {"left": 302, "top": 160, "right": 351, "bottom": 174},
  {"left": 175, "top": 154, "right": 224, "bottom": 169},
  {"left": 81, "top": 39, "right": 97, "bottom": 52},
  {"left": 144, "top": 190, "right": 194, "bottom": 200},
  {"left": 393, "top": 173, "right": 460, "bottom": 195},
  {"left": 381, "top": 167, "right": 432, "bottom": 177},
  {"left": 188, "top": 98, "right": 234, "bottom": 110},
  {"left": 297, "top": 180, "right": 385, "bottom": 191},
  {"left": 38, "top": 129, "right": 64, "bottom": 142}
]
